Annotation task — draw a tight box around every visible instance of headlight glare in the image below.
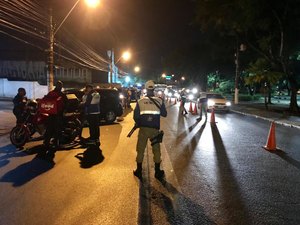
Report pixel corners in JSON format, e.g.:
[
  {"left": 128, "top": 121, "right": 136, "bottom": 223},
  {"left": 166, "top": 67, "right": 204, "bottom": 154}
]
[{"left": 207, "top": 100, "right": 215, "bottom": 106}]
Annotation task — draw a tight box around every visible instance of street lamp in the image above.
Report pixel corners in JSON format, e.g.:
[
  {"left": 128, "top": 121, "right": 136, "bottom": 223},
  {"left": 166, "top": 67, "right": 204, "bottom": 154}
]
[
  {"left": 48, "top": 0, "right": 100, "bottom": 91},
  {"left": 162, "top": 73, "right": 166, "bottom": 78},
  {"left": 115, "top": 51, "right": 131, "bottom": 64},
  {"left": 134, "top": 66, "right": 140, "bottom": 73},
  {"left": 181, "top": 76, "right": 185, "bottom": 81},
  {"left": 85, "top": 0, "right": 101, "bottom": 8},
  {"left": 109, "top": 50, "right": 131, "bottom": 83}
]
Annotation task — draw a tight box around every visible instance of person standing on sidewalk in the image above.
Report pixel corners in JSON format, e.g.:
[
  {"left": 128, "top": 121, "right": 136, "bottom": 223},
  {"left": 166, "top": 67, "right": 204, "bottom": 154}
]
[
  {"left": 13, "top": 87, "right": 27, "bottom": 123},
  {"left": 133, "top": 80, "right": 167, "bottom": 179},
  {"left": 198, "top": 92, "right": 207, "bottom": 120},
  {"left": 84, "top": 85, "right": 100, "bottom": 146}
]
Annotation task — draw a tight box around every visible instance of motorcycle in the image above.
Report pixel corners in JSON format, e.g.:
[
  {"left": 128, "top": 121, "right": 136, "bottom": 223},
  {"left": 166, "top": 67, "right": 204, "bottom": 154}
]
[{"left": 10, "top": 99, "right": 82, "bottom": 148}]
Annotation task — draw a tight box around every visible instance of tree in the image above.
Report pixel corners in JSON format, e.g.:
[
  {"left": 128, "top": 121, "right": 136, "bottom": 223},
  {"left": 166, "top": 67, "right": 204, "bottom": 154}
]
[
  {"left": 245, "top": 58, "right": 284, "bottom": 108},
  {"left": 195, "top": 0, "right": 300, "bottom": 112}
]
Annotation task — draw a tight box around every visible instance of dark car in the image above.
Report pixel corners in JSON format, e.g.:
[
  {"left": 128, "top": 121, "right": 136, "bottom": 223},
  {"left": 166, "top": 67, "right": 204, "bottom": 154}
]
[{"left": 64, "top": 88, "right": 123, "bottom": 123}]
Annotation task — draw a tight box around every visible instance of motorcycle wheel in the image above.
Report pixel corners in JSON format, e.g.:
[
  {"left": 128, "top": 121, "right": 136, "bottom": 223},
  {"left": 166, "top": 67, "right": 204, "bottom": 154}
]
[
  {"left": 10, "top": 126, "right": 28, "bottom": 148},
  {"left": 61, "top": 119, "right": 82, "bottom": 144}
]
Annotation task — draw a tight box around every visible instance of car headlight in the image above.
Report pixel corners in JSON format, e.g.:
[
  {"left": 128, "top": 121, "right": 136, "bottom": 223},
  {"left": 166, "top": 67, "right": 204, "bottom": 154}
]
[
  {"left": 188, "top": 94, "right": 194, "bottom": 100},
  {"left": 226, "top": 102, "right": 231, "bottom": 106},
  {"left": 119, "top": 94, "right": 124, "bottom": 99},
  {"left": 207, "top": 100, "right": 215, "bottom": 106}
]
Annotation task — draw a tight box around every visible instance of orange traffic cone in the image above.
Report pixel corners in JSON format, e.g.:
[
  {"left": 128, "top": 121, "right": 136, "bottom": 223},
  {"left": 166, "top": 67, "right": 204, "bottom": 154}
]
[
  {"left": 192, "top": 103, "right": 198, "bottom": 115},
  {"left": 210, "top": 108, "right": 216, "bottom": 124},
  {"left": 189, "top": 102, "right": 193, "bottom": 112},
  {"left": 263, "top": 122, "right": 277, "bottom": 151}
]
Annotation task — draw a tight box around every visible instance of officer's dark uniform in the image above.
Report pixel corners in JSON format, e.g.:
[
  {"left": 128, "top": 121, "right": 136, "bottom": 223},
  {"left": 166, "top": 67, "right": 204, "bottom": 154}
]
[
  {"left": 13, "top": 88, "right": 27, "bottom": 123},
  {"left": 133, "top": 80, "right": 167, "bottom": 179},
  {"left": 198, "top": 92, "right": 207, "bottom": 120}
]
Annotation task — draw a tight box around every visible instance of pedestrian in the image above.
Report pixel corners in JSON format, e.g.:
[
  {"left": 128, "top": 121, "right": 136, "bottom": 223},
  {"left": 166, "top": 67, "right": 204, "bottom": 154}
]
[
  {"left": 180, "top": 89, "right": 188, "bottom": 115},
  {"left": 198, "top": 92, "right": 207, "bottom": 120},
  {"left": 79, "top": 88, "right": 88, "bottom": 141},
  {"left": 40, "top": 80, "right": 67, "bottom": 160},
  {"left": 127, "top": 89, "right": 132, "bottom": 108},
  {"left": 84, "top": 84, "right": 100, "bottom": 146},
  {"left": 13, "top": 87, "right": 27, "bottom": 123},
  {"left": 133, "top": 80, "right": 167, "bottom": 179}
]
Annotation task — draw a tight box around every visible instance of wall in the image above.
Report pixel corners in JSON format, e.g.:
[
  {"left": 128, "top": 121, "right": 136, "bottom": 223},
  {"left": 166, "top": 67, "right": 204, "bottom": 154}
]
[{"left": 0, "top": 79, "right": 48, "bottom": 99}]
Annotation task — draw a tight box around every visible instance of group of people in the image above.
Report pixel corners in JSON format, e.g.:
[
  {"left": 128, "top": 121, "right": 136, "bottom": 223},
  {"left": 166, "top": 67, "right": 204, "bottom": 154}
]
[
  {"left": 179, "top": 90, "right": 208, "bottom": 120},
  {"left": 12, "top": 81, "right": 101, "bottom": 160},
  {"left": 12, "top": 80, "right": 167, "bottom": 179}
]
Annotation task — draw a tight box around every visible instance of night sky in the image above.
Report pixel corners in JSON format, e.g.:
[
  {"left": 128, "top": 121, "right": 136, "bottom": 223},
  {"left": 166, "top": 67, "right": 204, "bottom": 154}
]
[
  {"left": 0, "top": 0, "right": 232, "bottom": 81},
  {"left": 60, "top": 0, "right": 201, "bottom": 76}
]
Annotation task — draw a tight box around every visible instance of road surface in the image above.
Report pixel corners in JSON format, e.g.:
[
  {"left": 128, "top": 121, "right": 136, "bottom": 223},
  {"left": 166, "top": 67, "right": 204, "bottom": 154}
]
[{"left": 0, "top": 102, "right": 300, "bottom": 225}]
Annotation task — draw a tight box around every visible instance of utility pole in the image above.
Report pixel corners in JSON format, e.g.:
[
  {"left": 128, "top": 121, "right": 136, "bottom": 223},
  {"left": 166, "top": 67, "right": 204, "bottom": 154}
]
[
  {"left": 234, "top": 43, "right": 240, "bottom": 104},
  {"left": 48, "top": 7, "right": 54, "bottom": 91}
]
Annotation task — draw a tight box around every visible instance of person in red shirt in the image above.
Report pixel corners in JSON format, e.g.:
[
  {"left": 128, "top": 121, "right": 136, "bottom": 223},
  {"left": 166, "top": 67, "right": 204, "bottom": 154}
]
[{"left": 38, "top": 81, "right": 66, "bottom": 161}]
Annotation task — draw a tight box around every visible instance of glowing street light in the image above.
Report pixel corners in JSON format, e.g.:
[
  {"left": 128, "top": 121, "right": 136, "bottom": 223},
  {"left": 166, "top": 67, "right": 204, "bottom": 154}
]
[
  {"left": 162, "top": 73, "right": 166, "bottom": 78},
  {"left": 115, "top": 50, "right": 131, "bottom": 64},
  {"left": 122, "top": 51, "right": 131, "bottom": 61},
  {"left": 48, "top": 0, "right": 99, "bottom": 91},
  {"left": 181, "top": 76, "right": 185, "bottom": 81},
  {"left": 134, "top": 66, "right": 141, "bottom": 73},
  {"left": 85, "top": 0, "right": 100, "bottom": 8},
  {"left": 125, "top": 76, "right": 131, "bottom": 83}
]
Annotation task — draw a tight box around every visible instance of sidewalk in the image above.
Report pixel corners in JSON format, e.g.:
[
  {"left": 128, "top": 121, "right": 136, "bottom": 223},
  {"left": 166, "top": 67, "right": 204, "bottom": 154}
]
[{"left": 231, "top": 102, "right": 300, "bottom": 129}]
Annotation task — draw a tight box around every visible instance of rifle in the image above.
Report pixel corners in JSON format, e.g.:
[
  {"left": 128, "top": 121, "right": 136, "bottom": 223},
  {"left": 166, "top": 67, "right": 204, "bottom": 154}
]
[{"left": 127, "top": 124, "right": 139, "bottom": 138}]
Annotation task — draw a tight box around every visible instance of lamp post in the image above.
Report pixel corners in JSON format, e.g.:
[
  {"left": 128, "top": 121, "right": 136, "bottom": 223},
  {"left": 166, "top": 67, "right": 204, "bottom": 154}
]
[
  {"left": 48, "top": 0, "right": 100, "bottom": 91},
  {"left": 109, "top": 50, "right": 131, "bottom": 83}
]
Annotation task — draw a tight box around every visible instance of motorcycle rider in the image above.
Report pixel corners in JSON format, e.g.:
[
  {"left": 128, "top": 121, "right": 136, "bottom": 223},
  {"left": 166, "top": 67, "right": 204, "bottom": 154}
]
[
  {"left": 133, "top": 80, "right": 167, "bottom": 179},
  {"left": 13, "top": 87, "right": 27, "bottom": 123},
  {"left": 39, "top": 81, "right": 66, "bottom": 160}
]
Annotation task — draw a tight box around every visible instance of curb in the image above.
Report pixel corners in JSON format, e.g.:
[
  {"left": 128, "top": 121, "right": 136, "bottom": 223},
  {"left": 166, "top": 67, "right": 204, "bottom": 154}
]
[{"left": 230, "top": 109, "right": 300, "bottom": 130}]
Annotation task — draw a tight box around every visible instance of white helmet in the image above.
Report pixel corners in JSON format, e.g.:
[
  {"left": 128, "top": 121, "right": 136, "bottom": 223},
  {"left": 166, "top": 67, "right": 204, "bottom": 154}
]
[{"left": 145, "top": 80, "right": 155, "bottom": 90}]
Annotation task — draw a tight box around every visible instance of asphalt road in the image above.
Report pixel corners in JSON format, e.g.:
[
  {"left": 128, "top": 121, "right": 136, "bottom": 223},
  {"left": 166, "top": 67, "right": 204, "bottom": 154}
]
[
  {"left": 0, "top": 102, "right": 300, "bottom": 225},
  {"left": 161, "top": 102, "right": 300, "bottom": 225}
]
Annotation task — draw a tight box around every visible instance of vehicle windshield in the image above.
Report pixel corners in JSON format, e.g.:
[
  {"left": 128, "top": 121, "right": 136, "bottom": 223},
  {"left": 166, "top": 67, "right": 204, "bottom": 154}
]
[{"left": 207, "top": 94, "right": 225, "bottom": 99}]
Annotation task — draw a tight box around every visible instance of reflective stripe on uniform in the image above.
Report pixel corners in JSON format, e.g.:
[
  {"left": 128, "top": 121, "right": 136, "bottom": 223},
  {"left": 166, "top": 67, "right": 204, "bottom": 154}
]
[
  {"left": 140, "top": 110, "right": 160, "bottom": 115},
  {"left": 138, "top": 97, "right": 162, "bottom": 115}
]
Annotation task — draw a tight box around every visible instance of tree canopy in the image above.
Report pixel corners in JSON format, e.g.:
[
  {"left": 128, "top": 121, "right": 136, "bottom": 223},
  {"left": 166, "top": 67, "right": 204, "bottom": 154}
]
[{"left": 195, "top": 0, "right": 300, "bottom": 111}]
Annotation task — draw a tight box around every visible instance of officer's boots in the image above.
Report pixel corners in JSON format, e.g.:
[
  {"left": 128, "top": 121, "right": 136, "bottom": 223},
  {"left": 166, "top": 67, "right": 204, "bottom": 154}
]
[
  {"left": 133, "top": 163, "right": 142, "bottom": 179},
  {"left": 155, "top": 163, "right": 165, "bottom": 179}
]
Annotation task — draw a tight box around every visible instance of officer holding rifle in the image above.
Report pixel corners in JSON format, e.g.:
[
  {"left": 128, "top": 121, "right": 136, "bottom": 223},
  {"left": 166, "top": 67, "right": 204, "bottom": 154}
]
[{"left": 132, "top": 80, "right": 167, "bottom": 179}]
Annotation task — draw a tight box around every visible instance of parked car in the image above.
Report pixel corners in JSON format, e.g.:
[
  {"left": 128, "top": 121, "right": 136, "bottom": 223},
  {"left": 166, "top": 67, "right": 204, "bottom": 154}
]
[
  {"left": 64, "top": 88, "right": 123, "bottom": 123},
  {"left": 200, "top": 93, "right": 231, "bottom": 112}
]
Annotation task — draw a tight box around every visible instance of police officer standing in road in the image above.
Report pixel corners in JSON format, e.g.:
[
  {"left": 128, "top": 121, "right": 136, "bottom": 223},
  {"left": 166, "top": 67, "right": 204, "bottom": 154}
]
[
  {"left": 133, "top": 80, "right": 167, "bottom": 179},
  {"left": 84, "top": 84, "right": 100, "bottom": 146},
  {"left": 198, "top": 92, "right": 207, "bottom": 120}
]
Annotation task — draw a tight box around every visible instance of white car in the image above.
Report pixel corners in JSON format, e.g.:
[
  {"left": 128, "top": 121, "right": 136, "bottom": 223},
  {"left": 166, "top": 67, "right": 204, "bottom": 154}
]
[{"left": 205, "top": 93, "right": 231, "bottom": 112}]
